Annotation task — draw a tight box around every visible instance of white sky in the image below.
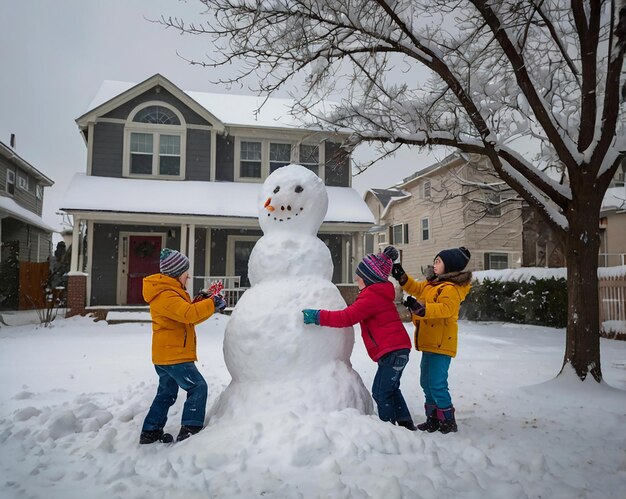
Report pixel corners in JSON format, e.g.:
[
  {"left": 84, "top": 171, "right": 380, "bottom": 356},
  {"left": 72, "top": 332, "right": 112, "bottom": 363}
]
[{"left": 0, "top": 0, "right": 442, "bottom": 232}]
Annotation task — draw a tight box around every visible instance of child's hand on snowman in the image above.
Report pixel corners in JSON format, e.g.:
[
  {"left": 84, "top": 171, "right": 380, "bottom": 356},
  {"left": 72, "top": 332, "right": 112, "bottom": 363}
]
[{"left": 302, "top": 309, "right": 320, "bottom": 325}]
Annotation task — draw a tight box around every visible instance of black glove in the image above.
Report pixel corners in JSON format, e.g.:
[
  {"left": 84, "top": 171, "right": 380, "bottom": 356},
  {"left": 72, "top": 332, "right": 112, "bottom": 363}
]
[
  {"left": 192, "top": 290, "right": 210, "bottom": 303},
  {"left": 404, "top": 296, "right": 426, "bottom": 316},
  {"left": 391, "top": 263, "right": 406, "bottom": 282}
]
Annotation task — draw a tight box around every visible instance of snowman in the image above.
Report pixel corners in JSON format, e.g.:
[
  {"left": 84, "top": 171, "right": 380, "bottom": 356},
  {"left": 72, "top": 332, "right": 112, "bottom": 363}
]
[{"left": 209, "top": 164, "right": 372, "bottom": 419}]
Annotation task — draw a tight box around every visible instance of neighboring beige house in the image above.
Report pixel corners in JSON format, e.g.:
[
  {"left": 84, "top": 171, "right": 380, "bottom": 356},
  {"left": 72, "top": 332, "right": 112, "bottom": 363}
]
[
  {"left": 365, "top": 154, "right": 626, "bottom": 276},
  {"left": 363, "top": 154, "right": 524, "bottom": 276},
  {"left": 599, "top": 159, "right": 626, "bottom": 267}
]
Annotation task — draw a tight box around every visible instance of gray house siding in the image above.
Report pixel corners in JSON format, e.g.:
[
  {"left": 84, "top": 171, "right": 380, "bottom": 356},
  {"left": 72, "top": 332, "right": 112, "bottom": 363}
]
[
  {"left": 0, "top": 156, "right": 44, "bottom": 216},
  {"left": 324, "top": 142, "right": 350, "bottom": 187},
  {"left": 90, "top": 223, "right": 184, "bottom": 305},
  {"left": 215, "top": 135, "right": 235, "bottom": 181},
  {"left": 186, "top": 129, "right": 212, "bottom": 181},
  {"left": 92, "top": 122, "right": 124, "bottom": 177},
  {"left": 102, "top": 88, "right": 212, "bottom": 127},
  {"left": 1, "top": 218, "right": 51, "bottom": 262}
]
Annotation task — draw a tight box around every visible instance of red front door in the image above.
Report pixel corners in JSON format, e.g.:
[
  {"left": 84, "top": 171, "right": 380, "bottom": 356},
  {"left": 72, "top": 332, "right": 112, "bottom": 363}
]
[{"left": 127, "top": 235, "right": 162, "bottom": 305}]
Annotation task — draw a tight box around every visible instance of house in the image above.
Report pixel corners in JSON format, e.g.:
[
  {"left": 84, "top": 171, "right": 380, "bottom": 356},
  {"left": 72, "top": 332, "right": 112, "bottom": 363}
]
[
  {"left": 364, "top": 153, "right": 526, "bottom": 276},
  {"left": 0, "top": 137, "right": 55, "bottom": 309},
  {"left": 365, "top": 153, "right": 626, "bottom": 277},
  {"left": 599, "top": 159, "right": 626, "bottom": 267},
  {"left": 60, "top": 74, "right": 374, "bottom": 313}
]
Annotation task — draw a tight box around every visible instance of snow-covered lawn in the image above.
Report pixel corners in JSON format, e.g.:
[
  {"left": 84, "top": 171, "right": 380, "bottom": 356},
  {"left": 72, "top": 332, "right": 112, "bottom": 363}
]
[{"left": 1, "top": 315, "right": 625, "bottom": 498}]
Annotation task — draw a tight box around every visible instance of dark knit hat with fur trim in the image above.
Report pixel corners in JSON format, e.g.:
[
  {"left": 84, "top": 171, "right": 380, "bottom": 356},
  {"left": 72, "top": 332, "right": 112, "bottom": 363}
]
[{"left": 436, "top": 247, "right": 471, "bottom": 273}]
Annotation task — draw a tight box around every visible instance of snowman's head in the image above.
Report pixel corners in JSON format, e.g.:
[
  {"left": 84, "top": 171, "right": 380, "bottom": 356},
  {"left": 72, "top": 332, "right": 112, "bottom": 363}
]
[{"left": 258, "top": 164, "right": 328, "bottom": 236}]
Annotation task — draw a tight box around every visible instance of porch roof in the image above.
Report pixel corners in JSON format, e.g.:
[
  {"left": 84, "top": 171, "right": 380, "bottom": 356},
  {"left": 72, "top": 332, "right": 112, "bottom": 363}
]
[{"left": 60, "top": 174, "right": 375, "bottom": 225}]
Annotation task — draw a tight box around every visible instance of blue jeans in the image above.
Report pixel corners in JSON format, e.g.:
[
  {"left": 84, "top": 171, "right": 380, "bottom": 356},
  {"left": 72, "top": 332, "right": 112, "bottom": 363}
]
[
  {"left": 420, "top": 352, "right": 452, "bottom": 408},
  {"left": 372, "top": 349, "right": 412, "bottom": 424},
  {"left": 142, "top": 362, "right": 207, "bottom": 431}
]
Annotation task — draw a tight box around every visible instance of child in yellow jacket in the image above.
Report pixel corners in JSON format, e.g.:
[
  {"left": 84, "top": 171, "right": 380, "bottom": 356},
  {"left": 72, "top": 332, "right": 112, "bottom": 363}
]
[
  {"left": 387, "top": 246, "right": 472, "bottom": 434},
  {"left": 139, "top": 248, "right": 226, "bottom": 444}
]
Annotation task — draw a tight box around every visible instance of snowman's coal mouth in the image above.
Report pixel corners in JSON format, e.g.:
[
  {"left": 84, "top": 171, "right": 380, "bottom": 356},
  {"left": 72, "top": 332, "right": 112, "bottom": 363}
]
[{"left": 267, "top": 205, "right": 304, "bottom": 222}]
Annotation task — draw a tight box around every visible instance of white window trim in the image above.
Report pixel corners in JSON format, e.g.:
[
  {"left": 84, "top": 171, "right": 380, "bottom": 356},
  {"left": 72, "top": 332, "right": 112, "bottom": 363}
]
[
  {"left": 36, "top": 184, "right": 43, "bottom": 199},
  {"left": 486, "top": 252, "right": 509, "bottom": 270},
  {"left": 234, "top": 137, "right": 325, "bottom": 182},
  {"left": 6, "top": 170, "right": 15, "bottom": 194},
  {"left": 421, "top": 217, "right": 430, "bottom": 241},
  {"left": 391, "top": 223, "right": 409, "bottom": 245},
  {"left": 122, "top": 101, "right": 187, "bottom": 179},
  {"left": 18, "top": 174, "right": 29, "bottom": 191},
  {"left": 423, "top": 180, "right": 431, "bottom": 199},
  {"left": 226, "top": 235, "right": 260, "bottom": 276}
]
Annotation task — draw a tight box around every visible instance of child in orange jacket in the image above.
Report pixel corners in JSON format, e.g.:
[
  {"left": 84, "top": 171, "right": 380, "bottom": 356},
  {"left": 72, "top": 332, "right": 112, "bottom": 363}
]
[
  {"left": 388, "top": 246, "right": 472, "bottom": 434},
  {"left": 139, "top": 248, "right": 226, "bottom": 444}
]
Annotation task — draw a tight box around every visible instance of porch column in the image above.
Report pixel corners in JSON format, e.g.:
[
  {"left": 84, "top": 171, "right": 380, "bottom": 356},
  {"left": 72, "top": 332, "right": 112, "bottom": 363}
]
[
  {"left": 188, "top": 223, "right": 196, "bottom": 292},
  {"left": 70, "top": 216, "right": 81, "bottom": 272},
  {"left": 180, "top": 223, "right": 188, "bottom": 255},
  {"left": 67, "top": 215, "right": 87, "bottom": 317}
]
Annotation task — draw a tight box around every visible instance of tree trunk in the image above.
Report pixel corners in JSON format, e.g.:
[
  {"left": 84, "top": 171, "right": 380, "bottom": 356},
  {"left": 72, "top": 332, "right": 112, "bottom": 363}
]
[{"left": 561, "top": 202, "right": 603, "bottom": 382}]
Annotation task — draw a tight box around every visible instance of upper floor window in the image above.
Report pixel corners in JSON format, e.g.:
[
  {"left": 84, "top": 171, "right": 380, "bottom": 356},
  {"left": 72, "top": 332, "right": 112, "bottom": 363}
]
[
  {"left": 123, "top": 102, "right": 186, "bottom": 179},
  {"left": 423, "top": 180, "right": 431, "bottom": 199},
  {"left": 299, "top": 144, "right": 319, "bottom": 175},
  {"left": 421, "top": 217, "right": 430, "bottom": 241},
  {"left": 133, "top": 105, "right": 181, "bottom": 125},
  {"left": 18, "top": 174, "right": 29, "bottom": 191},
  {"left": 269, "top": 143, "right": 292, "bottom": 173},
  {"left": 485, "top": 191, "right": 501, "bottom": 217},
  {"left": 240, "top": 141, "right": 263, "bottom": 178},
  {"left": 6, "top": 170, "right": 15, "bottom": 195},
  {"left": 36, "top": 184, "right": 43, "bottom": 199},
  {"left": 235, "top": 138, "right": 325, "bottom": 182}
]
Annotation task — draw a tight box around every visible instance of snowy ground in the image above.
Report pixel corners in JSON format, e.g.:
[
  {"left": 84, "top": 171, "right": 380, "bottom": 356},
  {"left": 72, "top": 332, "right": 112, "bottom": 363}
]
[{"left": 1, "top": 315, "right": 625, "bottom": 499}]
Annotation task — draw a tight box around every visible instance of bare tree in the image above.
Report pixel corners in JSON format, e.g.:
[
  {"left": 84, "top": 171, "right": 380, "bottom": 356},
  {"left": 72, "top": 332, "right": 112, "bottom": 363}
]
[{"left": 162, "top": 0, "right": 626, "bottom": 382}]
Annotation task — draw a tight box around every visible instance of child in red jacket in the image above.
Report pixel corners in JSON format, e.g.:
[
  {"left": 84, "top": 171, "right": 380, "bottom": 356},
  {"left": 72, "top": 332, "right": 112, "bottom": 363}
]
[{"left": 302, "top": 246, "right": 416, "bottom": 430}]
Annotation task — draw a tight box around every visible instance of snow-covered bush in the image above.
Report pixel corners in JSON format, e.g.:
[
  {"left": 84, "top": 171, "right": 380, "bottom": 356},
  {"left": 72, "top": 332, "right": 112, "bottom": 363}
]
[{"left": 461, "top": 277, "right": 567, "bottom": 328}]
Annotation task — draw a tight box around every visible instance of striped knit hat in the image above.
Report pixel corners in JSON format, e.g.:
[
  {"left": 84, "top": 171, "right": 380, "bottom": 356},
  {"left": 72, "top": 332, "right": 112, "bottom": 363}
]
[
  {"left": 356, "top": 247, "right": 394, "bottom": 286},
  {"left": 159, "top": 248, "right": 190, "bottom": 278}
]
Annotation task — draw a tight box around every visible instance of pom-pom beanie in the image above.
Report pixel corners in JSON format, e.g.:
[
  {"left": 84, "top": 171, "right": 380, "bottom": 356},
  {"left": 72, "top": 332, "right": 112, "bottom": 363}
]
[
  {"left": 356, "top": 247, "right": 396, "bottom": 286},
  {"left": 159, "top": 248, "right": 190, "bottom": 278}
]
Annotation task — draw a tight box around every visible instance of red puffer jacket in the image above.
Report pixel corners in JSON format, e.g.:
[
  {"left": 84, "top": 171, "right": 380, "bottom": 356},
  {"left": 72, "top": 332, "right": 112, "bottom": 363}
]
[{"left": 318, "top": 281, "right": 411, "bottom": 362}]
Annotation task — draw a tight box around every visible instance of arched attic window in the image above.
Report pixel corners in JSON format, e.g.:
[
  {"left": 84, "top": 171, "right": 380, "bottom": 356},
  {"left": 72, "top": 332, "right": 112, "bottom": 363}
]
[{"left": 124, "top": 101, "right": 186, "bottom": 179}]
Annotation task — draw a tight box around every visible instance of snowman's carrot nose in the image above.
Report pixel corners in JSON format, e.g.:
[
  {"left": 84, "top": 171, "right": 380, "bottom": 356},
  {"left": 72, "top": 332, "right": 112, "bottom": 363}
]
[{"left": 264, "top": 197, "right": 275, "bottom": 211}]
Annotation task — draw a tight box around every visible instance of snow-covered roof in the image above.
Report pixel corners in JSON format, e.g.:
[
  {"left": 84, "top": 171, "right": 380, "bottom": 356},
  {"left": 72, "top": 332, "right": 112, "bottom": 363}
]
[
  {"left": 85, "top": 78, "right": 337, "bottom": 131},
  {"left": 0, "top": 195, "right": 56, "bottom": 232},
  {"left": 601, "top": 186, "right": 626, "bottom": 213},
  {"left": 367, "top": 188, "right": 411, "bottom": 209},
  {"left": 60, "top": 174, "right": 375, "bottom": 225}
]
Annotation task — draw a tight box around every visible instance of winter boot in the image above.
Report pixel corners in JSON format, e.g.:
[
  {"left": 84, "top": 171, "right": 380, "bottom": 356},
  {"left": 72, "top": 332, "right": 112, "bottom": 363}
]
[
  {"left": 139, "top": 429, "right": 174, "bottom": 444},
  {"left": 397, "top": 419, "right": 418, "bottom": 431},
  {"left": 176, "top": 425, "right": 203, "bottom": 442},
  {"left": 417, "top": 404, "right": 439, "bottom": 432},
  {"left": 437, "top": 406, "right": 458, "bottom": 434}
]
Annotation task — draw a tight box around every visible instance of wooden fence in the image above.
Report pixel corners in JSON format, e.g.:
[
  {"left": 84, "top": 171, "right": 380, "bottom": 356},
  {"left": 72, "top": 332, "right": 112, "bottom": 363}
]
[
  {"left": 599, "top": 275, "right": 626, "bottom": 337},
  {"left": 18, "top": 261, "right": 49, "bottom": 310}
]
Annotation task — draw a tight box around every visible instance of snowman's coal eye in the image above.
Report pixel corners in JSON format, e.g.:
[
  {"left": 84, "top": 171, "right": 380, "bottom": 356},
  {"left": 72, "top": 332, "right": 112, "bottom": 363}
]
[
  {"left": 295, "top": 185, "right": 303, "bottom": 193},
  {"left": 273, "top": 186, "right": 280, "bottom": 194}
]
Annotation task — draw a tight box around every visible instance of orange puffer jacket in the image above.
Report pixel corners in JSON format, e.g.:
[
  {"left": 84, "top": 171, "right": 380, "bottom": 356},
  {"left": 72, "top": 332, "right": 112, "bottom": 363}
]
[
  {"left": 143, "top": 274, "right": 215, "bottom": 365},
  {"left": 401, "top": 271, "right": 472, "bottom": 358}
]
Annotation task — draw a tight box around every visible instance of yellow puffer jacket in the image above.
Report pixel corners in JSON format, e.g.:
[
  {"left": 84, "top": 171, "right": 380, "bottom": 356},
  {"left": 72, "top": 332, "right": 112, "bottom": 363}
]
[
  {"left": 401, "top": 271, "right": 472, "bottom": 357},
  {"left": 143, "top": 274, "right": 215, "bottom": 365}
]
